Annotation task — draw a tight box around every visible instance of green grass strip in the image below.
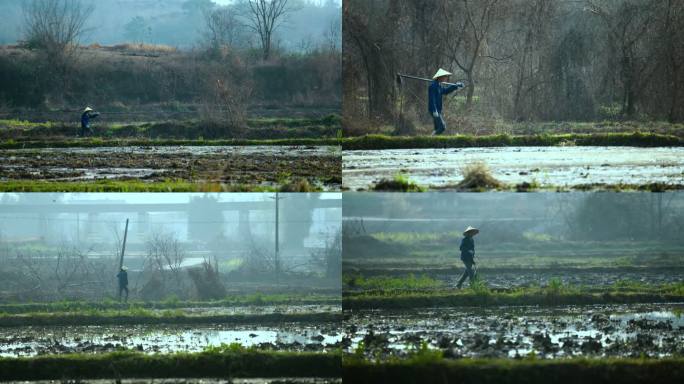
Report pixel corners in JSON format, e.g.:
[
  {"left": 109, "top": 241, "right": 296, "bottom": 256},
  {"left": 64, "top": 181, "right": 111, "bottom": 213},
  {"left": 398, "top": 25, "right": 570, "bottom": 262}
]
[
  {"left": 0, "top": 350, "right": 341, "bottom": 380},
  {"left": 0, "top": 137, "right": 341, "bottom": 149},
  {"left": 0, "top": 311, "right": 341, "bottom": 327},
  {"left": 0, "top": 294, "right": 341, "bottom": 314},
  {"left": 343, "top": 357, "right": 684, "bottom": 384},
  {"left": 341, "top": 132, "right": 683, "bottom": 150},
  {"left": 343, "top": 290, "right": 684, "bottom": 310},
  {"left": 0, "top": 180, "right": 285, "bottom": 192}
]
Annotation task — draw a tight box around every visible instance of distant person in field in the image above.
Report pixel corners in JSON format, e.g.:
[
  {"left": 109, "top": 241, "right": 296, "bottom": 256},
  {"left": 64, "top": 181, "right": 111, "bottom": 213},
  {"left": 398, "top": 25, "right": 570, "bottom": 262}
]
[
  {"left": 80, "top": 106, "right": 99, "bottom": 136},
  {"left": 428, "top": 68, "right": 464, "bottom": 135},
  {"left": 117, "top": 266, "right": 129, "bottom": 302},
  {"left": 457, "top": 226, "right": 479, "bottom": 288}
]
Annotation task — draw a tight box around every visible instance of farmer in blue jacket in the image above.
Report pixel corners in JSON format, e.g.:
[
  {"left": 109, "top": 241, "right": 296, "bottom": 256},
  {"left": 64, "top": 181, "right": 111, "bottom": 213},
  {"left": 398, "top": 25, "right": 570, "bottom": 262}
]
[
  {"left": 117, "top": 266, "right": 129, "bottom": 302},
  {"left": 428, "top": 68, "right": 464, "bottom": 135},
  {"left": 80, "top": 106, "right": 99, "bottom": 136},
  {"left": 457, "top": 226, "right": 479, "bottom": 288}
]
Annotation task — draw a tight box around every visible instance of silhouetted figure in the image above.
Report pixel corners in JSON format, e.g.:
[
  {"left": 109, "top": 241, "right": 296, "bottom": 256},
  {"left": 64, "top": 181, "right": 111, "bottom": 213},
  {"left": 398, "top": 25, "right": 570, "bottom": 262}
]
[
  {"left": 117, "top": 266, "right": 129, "bottom": 302},
  {"left": 80, "top": 106, "right": 99, "bottom": 136},
  {"left": 428, "top": 68, "right": 464, "bottom": 135},
  {"left": 457, "top": 226, "right": 479, "bottom": 288}
]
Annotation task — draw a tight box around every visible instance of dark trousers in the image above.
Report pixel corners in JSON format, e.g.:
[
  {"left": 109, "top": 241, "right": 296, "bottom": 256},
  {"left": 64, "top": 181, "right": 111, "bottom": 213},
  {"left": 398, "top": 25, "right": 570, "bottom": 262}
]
[
  {"left": 432, "top": 114, "right": 446, "bottom": 135},
  {"left": 457, "top": 259, "right": 475, "bottom": 287},
  {"left": 80, "top": 125, "right": 93, "bottom": 136},
  {"left": 119, "top": 285, "right": 129, "bottom": 301}
]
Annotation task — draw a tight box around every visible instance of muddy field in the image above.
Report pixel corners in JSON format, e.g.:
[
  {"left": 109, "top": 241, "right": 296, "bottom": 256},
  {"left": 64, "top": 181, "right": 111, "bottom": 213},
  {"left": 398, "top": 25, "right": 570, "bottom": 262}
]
[
  {"left": 0, "top": 146, "right": 341, "bottom": 189},
  {"left": 0, "top": 322, "right": 343, "bottom": 357},
  {"left": 342, "top": 146, "right": 684, "bottom": 190},
  {"left": 440, "top": 269, "right": 684, "bottom": 289},
  {"left": 343, "top": 304, "right": 684, "bottom": 359}
]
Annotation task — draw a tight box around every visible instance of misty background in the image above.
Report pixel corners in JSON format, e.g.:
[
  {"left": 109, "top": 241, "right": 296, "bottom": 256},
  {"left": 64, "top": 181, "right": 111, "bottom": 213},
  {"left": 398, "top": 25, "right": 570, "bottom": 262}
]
[
  {"left": 0, "top": 0, "right": 341, "bottom": 51},
  {"left": 343, "top": 193, "right": 684, "bottom": 269},
  {"left": 0, "top": 193, "right": 341, "bottom": 302}
]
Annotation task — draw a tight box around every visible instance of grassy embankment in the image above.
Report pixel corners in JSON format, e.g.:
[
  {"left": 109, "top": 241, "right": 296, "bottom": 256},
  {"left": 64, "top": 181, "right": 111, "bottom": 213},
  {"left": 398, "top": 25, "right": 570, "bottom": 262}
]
[
  {"left": 343, "top": 356, "right": 684, "bottom": 384},
  {"left": 0, "top": 293, "right": 342, "bottom": 326},
  {"left": 0, "top": 115, "right": 342, "bottom": 143},
  {"left": 342, "top": 132, "right": 683, "bottom": 150},
  {"left": 342, "top": 276, "right": 684, "bottom": 309},
  {"left": 0, "top": 179, "right": 313, "bottom": 193},
  {"left": 0, "top": 347, "right": 342, "bottom": 380},
  {"left": 0, "top": 293, "right": 340, "bottom": 314}
]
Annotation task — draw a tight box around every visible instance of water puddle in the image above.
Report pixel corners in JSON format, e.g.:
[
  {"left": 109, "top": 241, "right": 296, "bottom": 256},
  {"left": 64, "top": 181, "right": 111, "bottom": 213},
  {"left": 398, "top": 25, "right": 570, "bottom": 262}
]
[
  {"left": 344, "top": 304, "right": 684, "bottom": 359},
  {"left": 0, "top": 323, "right": 343, "bottom": 357},
  {"left": 343, "top": 146, "right": 684, "bottom": 189}
]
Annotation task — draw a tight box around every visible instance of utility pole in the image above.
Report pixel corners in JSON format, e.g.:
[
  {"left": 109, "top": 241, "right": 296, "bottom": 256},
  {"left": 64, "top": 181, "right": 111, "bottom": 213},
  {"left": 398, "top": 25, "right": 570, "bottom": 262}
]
[
  {"left": 270, "top": 193, "right": 286, "bottom": 283},
  {"left": 275, "top": 192, "right": 279, "bottom": 281},
  {"left": 118, "top": 218, "right": 129, "bottom": 270}
]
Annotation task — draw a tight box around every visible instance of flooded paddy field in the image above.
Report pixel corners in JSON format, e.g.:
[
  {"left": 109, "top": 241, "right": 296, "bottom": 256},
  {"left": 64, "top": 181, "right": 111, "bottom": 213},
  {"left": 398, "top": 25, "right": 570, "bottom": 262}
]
[
  {"left": 342, "top": 146, "right": 684, "bottom": 190},
  {"left": 343, "top": 304, "right": 684, "bottom": 359},
  {"left": 0, "top": 322, "right": 343, "bottom": 357},
  {"left": 0, "top": 145, "right": 341, "bottom": 190}
]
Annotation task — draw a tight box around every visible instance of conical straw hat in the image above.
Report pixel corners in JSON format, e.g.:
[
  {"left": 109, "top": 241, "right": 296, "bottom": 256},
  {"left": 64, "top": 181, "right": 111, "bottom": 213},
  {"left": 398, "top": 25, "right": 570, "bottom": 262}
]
[
  {"left": 433, "top": 68, "right": 452, "bottom": 79},
  {"left": 463, "top": 226, "right": 479, "bottom": 236}
]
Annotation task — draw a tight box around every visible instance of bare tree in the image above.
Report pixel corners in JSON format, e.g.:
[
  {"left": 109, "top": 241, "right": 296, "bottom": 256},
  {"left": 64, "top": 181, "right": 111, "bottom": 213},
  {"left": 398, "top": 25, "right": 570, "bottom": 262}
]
[
  {"left": 586, "top": 0, "right": 659, "bottom": 118},
  {"left": 660, "top": 0, "right": 684, "bottom": 122},
  {"left": 443, "top": 0, "right": 502, "bottom": 111},
  {"left": 323, "top": 16, "right": 341, "bottom": 55},
  {"left": 22, "top": 0, "right": 93, "bottom": 56},
  {"left": 203, "top": 5, "right": 244, "bottom": 55},
  {"left": 139, "top": 231, "right": 187, "bottom": 299},
  {"left": 22, "top": 0, "right": 93, "bottom": 98},
  {"left": 245, "top": 0, "right": 294, "bottom": 60}
]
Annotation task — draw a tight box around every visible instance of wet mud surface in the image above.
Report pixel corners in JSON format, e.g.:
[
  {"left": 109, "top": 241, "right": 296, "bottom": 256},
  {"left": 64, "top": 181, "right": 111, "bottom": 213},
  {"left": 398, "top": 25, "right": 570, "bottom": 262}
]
[
  {"left": 167, "top": 304, "right": 341, "bottom": 316},
  {"left": 439, "top": 269, "right": 684, "bottom": 289},
  {"left": 343, "top": 146, "right": 684, "bottom": 189},
  {"left": 0, "top": 322, "right": 343, "bottom": 357},
  {"left": 0, "top": 146, "right": 342, "bottom": 189},
  {"left": 343, "top": 304, "right": 684, "bottom": 359}
]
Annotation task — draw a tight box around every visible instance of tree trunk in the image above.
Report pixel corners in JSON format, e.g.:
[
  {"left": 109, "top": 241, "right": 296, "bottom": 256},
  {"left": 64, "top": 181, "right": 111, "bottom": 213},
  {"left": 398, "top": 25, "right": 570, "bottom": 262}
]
[
  {"left": 465, "top": 71, "right": 475, "bottom": 111},
  {"left": 669, "top": 64, "right": 680, "bottom": 123}
]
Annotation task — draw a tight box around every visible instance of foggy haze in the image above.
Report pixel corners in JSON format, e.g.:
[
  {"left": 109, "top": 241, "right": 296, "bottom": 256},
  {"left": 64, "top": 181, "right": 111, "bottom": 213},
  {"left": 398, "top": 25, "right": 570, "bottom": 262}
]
[
  {"left": 0, "top": 192, "right": 341, "bottom": 302},
  {"left": 343, "top": 193, "right": 684, "bottom": 258},
  {"left": 0, "top": 0, "right": 341, "bottom": 51}
]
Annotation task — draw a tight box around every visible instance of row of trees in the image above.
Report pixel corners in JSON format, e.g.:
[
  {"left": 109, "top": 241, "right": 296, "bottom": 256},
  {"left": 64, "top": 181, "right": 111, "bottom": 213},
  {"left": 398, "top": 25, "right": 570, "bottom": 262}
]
[
  {"left": 0, "top": 227, "right": 340, "bottom": 302},
  {"left": 342, "top": 192, "right": 684, "bottom": 243},
  {"left": 2, "top": 0, "right": 341, "bottom": 116},
  {"left": 344, "top": 0, "right": 684, "bottom": 132}
]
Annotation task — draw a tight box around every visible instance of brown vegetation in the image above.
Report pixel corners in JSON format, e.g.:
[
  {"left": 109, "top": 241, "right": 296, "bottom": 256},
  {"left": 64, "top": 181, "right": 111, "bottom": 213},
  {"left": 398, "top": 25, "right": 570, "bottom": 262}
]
[{"left": 343, "top": 0, "right": 684, "bottom": 135}]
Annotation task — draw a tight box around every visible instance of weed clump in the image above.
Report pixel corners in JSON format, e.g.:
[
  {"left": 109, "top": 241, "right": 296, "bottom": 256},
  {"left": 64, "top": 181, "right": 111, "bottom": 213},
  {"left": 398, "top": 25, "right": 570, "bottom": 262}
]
[
  {"left": 516, "top": 180, "right": 540, "bottom": 192},
  {"left": 457, "top": 162, "right": 504, "bottom": 191},
  {"left": 373, "top": 174, "right": 423, "bottom": 192},
  {"left": 188, "top": 260, "right": 227, "bottom": 300},
  {"left": 280, "top": 178, "right": 318, "bottom": 192}
]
